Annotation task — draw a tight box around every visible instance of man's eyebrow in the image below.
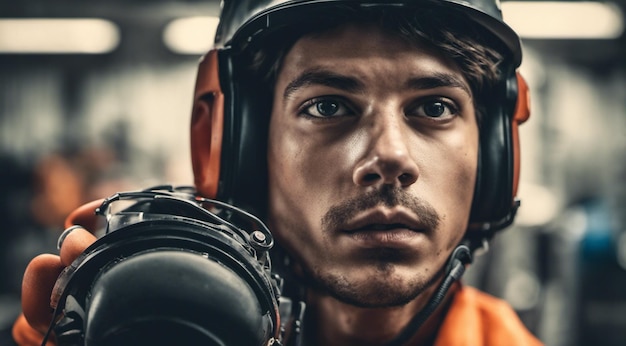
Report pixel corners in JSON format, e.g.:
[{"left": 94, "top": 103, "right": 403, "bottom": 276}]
[
  {"left": 283, "top": 69, "right": 365, "bottom": 99},
  {"left": 405, "top": 73, "right": 472, "bottom": 96}
]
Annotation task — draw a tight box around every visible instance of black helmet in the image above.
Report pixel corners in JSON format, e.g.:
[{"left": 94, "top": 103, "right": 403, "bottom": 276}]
[
  {"left": 190, "top": 0, "right": 530, "bottom": 239},
  {"left": 215, "top": 0, "right": 522, "bottom": 66}
]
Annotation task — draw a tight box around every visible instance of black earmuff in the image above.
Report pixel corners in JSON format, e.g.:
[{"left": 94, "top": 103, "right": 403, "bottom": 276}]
[
  {"left": 190, "top": 49, "right": 270, "bottom": 217},
  {"left": 215, "top": 49, "right": 271, "bottom": 216},
  {"left": 48, "top": 186, "right": 281, "bottom": 346},
  {"left": 469, "top": 72, "right": 530, "bottom": 233}
]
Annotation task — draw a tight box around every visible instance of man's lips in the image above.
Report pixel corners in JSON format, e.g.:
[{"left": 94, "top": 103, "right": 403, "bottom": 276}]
[
  {"left": 339, "top": 208, "right": 427, "bottom": 234},
  {"left": 347, "top": 227, "right": 420, "bottom": 246},
  {"left": 347, "top": 223, "right": 418, "bottom": 233},
  {"left": 334, "top": 208, "right": 432, "bottom": 249}
]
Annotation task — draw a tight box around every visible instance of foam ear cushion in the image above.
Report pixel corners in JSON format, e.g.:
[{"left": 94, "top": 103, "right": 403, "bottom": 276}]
[
  {"left": 217, "top": 51, "right": 271, "bottom": 216},
  {"left": 190, "top": 50, "right": 270, "bottom": 215}
]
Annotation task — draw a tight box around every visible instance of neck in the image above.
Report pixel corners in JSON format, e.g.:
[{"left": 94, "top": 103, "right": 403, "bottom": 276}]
[{"left": 302, "top": 281, "right": 459, "bottom": 346}]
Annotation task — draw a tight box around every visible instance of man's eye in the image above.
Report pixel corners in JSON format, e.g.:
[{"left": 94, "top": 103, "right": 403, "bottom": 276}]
[
  {"left": 410, "top": 99, "right": 458, "bottom": 119},
  {"left": 301, "top": 98, "right": 352, "bottom": 118}
]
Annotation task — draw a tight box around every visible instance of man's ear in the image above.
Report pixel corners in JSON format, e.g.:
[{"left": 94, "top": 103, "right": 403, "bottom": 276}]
[{"left": 190, "top": 50, "right": 225, "bottom": 199}]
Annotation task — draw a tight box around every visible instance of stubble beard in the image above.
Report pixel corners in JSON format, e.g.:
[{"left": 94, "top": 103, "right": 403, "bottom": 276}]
[
  {"left": 308, "top": 255, "right": 445, "bottom": 308},
  {"left": 304, "top": 186, "right": 444, "bottom": 308}
]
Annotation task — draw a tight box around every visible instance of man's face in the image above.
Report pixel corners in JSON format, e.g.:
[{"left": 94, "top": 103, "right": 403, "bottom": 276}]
[{"left": 267, "top": 23, "right": 478, "bottom": 308}]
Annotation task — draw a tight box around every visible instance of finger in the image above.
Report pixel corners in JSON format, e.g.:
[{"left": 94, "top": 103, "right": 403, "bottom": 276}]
[
  {"left": 12, "top": 313, "right": 56, "bottom": 346},
  {"left": 59, "top": 227, "right": 97, "bottom": 267},
  {"left": 21, "top": 254, "right": 64, "bottom": 334},
  {"left": 64, "top": 199, "right": 103, "bottom": 230}
]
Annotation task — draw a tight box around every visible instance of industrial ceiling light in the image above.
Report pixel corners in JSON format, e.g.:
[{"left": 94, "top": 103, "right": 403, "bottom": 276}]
[
  {"left": 0, "top": 18, "right": 120, "bottom": 54},
  {"left": 502, "top": 1, "right": 624, "bottom": 39},
  {"left": 163, "top": 16, "right": 219, "bottom": 54}
]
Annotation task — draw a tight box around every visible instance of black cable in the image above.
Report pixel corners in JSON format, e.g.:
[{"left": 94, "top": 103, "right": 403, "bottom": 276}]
[{"left": 386, "top": 244, "right": 472, "bottom": 346}]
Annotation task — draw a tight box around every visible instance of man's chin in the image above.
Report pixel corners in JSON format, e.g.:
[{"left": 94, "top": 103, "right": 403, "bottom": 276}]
[{"left": 311, "top": 267, "right": 443, "bottom": 308}]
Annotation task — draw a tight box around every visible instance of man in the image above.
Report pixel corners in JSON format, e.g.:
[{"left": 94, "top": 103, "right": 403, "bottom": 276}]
[{"left": 14, "top": 0, "right": 540, "bottom": 345}]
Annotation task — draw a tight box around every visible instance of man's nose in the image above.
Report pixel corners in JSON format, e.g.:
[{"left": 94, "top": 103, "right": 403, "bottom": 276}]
[{"left": 352, "top": 115, "right": 419, "bottom": 188}]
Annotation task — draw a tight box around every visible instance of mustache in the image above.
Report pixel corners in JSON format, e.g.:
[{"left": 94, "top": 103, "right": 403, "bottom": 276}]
[{"left": 321, "top": 185, "right": 440, "bottom": 232}]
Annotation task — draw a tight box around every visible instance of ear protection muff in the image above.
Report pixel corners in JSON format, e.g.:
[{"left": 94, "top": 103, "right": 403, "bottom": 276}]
[
  {"left": 469, "top": 71, "right": 530, "bottom": 232},
  {"left": 51, "top": 186, "right": 282, "bottom": 346},
  {"left": 191, "top": 48, "right": 270, "bottom": 216}
]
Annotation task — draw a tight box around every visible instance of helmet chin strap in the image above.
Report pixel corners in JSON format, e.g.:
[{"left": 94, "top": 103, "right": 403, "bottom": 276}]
[{"left": 386, "top": 242, "right": 474, "bottom": 346}]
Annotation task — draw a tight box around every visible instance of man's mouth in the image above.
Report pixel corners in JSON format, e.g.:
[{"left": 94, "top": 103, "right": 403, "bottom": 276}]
[
  {"left": 337, "top": 208, "right": 430, "bottom": 248},
  {"left": 346, "top": 223, "right": 420, "bottom": 233},
  {"left": 340, "top": 208, "right": 427, "bottom": 234}
]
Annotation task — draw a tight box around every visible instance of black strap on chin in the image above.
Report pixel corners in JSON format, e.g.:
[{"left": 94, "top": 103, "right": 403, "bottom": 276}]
[{"left": 386, "top": 243, "right": 473, "bottom": 346}]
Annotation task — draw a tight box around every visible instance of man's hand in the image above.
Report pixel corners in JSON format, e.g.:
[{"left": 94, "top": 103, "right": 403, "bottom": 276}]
[{"left": 13, "top": 228, "right": 97, "bottom": 346}]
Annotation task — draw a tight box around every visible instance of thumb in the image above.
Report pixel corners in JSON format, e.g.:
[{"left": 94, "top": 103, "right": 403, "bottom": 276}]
[
  {"left": 21, "top": 227, "right": 97, "bottom": 335},
  {"left": 21, "top": 254, "right": 64, "bottom": 334}
]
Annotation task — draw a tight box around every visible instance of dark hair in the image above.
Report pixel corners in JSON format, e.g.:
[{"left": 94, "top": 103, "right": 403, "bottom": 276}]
[{"left": 242, "top": 5, "right": 507, "bottom": 120}]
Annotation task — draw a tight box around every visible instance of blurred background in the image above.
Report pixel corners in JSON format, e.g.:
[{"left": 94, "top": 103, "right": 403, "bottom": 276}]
[{"left": 0, "top": 0, "right": 624, "bottom": 345}]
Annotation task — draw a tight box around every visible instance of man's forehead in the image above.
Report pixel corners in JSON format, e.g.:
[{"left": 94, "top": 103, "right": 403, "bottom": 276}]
[
  {"left": 294, "top": 21, "right": 409, "bottom": 47},
  {"left": 276, "top": 23, "right": 470, "bottom": 96},
  {"left": 283, "top": 21, "right": 459, "bottom": 70}
]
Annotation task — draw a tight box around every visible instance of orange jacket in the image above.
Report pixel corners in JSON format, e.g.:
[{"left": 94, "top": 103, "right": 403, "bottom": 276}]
[{"left": 435, "top": 286, "right": 543, "bottom": 346}]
